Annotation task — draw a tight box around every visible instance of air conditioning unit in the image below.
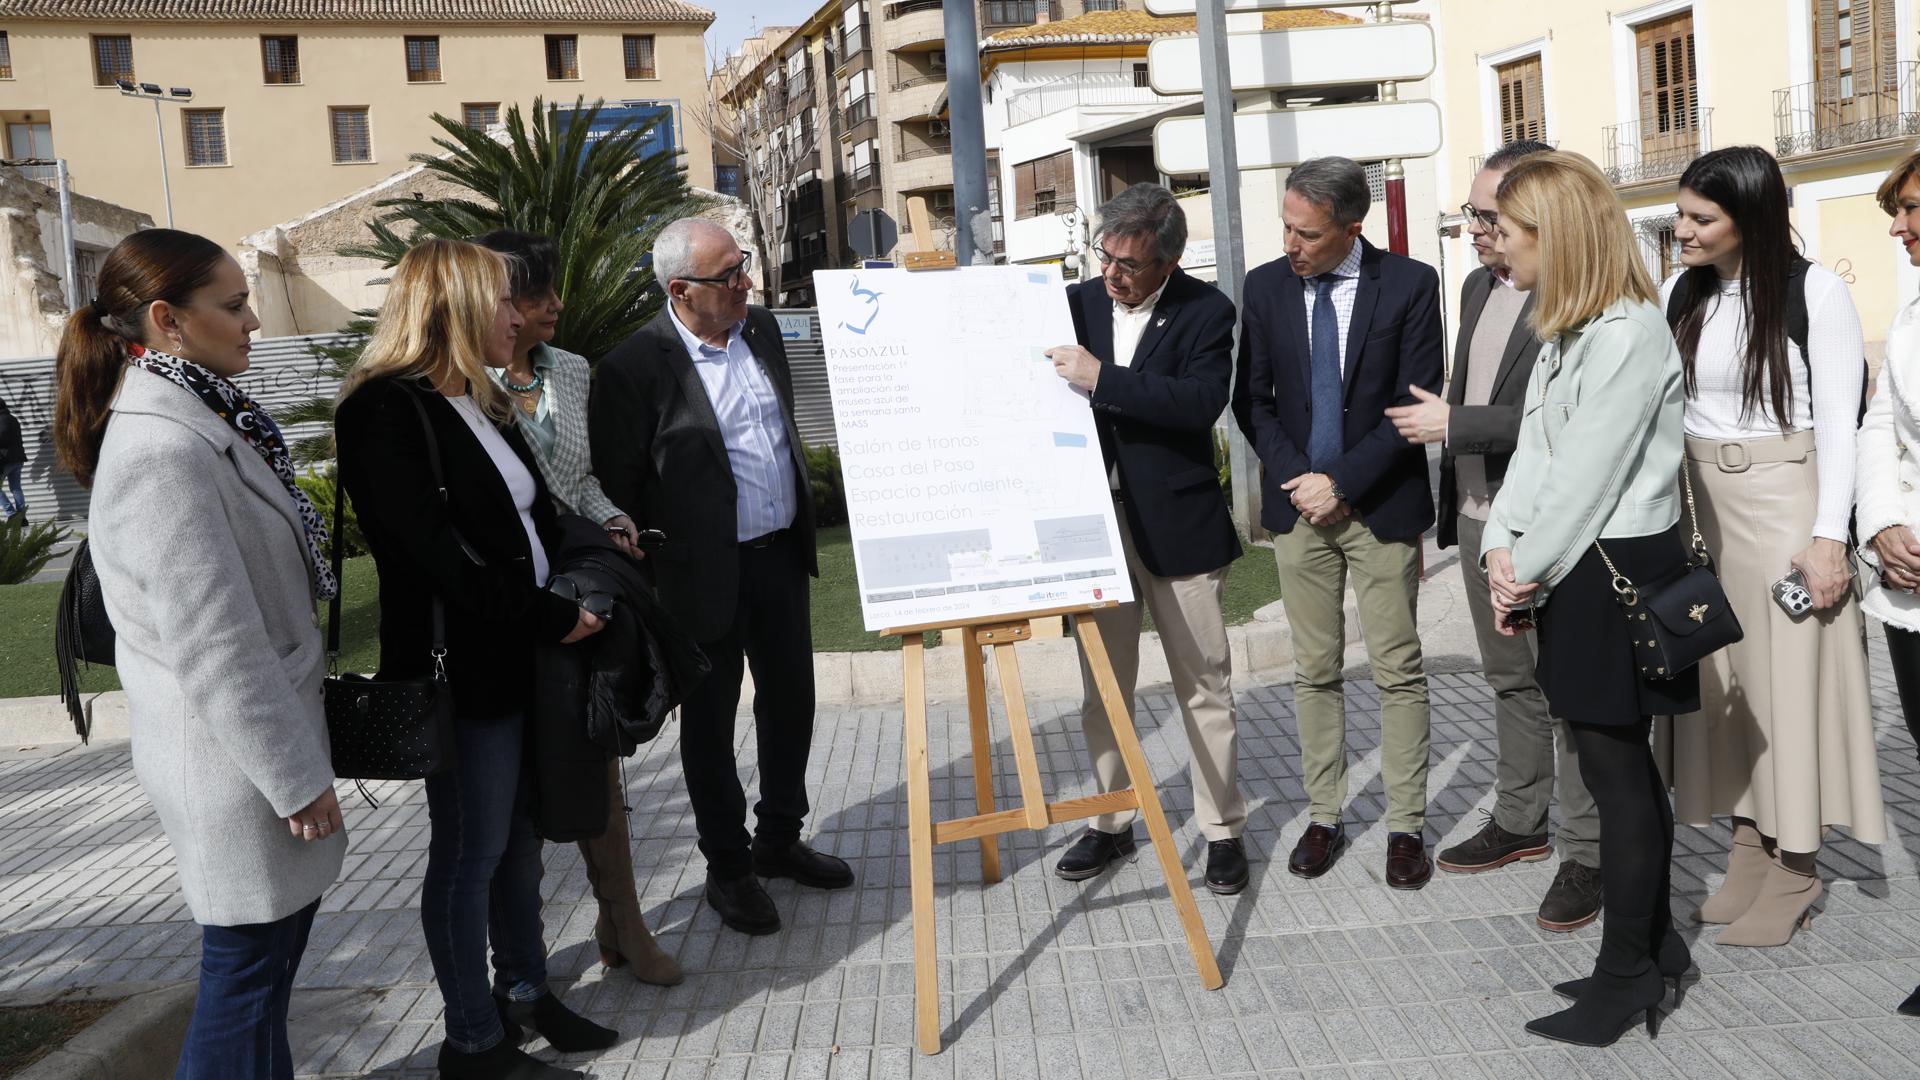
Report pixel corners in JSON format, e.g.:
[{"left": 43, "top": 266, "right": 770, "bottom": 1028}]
[
  {"left": 928, "top": 119, "right": 951, "bottom": 136},
  {"left": 930, "top": 50, "right": 947, "bottom": 70}
]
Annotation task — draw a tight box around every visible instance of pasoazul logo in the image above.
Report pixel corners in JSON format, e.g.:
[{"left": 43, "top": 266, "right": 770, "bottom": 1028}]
[{"left": 840, "top": 276, "right": 882, "bottom": 335}]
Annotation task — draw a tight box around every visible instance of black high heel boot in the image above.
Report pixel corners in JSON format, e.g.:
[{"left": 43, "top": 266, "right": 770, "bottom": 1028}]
[
  {"left": 1554, "top": 903, "right": 1694, "bottom": 1003},
  {"left": 1898, "top": 985, "right": 1920, "bottom": 1017},
  {"left": 1528, "top": 915, "right": 1668, "bottom": 1047}
]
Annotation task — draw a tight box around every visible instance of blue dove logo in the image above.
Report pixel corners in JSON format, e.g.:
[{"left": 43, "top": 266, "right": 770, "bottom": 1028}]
[{"left": 840, "top": 276, "right": 883, "bottom": 335}]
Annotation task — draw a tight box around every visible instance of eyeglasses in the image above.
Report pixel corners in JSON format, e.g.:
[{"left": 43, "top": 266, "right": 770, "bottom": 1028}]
[
  {"left": 1094, "top": 245, "right": 1159, "bottom": 277},
  {"left": 679, "top": 250, "right": 754, "bottom": 288},
  {"left": 1461, "top": 203, "right": 1499, "bottom": 231}
]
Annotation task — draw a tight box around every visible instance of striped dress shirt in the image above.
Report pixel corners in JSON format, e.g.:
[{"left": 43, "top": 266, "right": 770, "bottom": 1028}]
[{"left": 666, "top": 302, "right": 798, "bottom": 540}]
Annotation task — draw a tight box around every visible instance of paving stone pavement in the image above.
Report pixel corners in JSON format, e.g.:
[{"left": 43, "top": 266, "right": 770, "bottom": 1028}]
[{"left": 8, "top": 640, "right": 1920, "bottom": 1080}]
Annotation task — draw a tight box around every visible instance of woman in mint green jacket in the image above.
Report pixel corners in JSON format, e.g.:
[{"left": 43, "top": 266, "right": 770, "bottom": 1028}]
[{"left": 1479, "top": 152, "right": 1695, "bottom": 1049}]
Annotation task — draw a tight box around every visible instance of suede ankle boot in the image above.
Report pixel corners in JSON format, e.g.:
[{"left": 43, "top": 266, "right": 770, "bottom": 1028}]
[
  {"left": 1554, "top": 903, "right": 1692, "bottom": 1002},
  {"left": 1527, "top": 915, "right": 1667, "bottom": 1047},
  {"left": 596, "top": 902, "right": 684, "bottom": 987},
  {"left": 495, "top": 992, "right": 618, "bottom": 1054},
  {"left": 1694, "top": 821, "right": 1769, "bottom": 924},
  {"left": 1717, "top": 851, "right": 1821, "bottom": 948}
]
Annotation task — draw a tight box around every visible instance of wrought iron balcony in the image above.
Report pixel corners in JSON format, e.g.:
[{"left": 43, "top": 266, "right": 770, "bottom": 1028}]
[
  {"left": 1775, "top": 62, "right": 1920, "bottom": 158},
  {"left": 898, "top": 137, "right": 951, "bottom": 161},
  {"left": 1602, "top": 109, "right": 1712, "bottom": 185},
  {"left": 886, "top": 0, "right": 943, "bottom": 16}
]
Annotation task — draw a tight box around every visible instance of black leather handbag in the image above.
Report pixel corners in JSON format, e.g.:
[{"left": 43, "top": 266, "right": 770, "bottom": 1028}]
[
  {"left": 54, "top": 538, "right": 116, "bottom": 742},
  {"left": 1599, "top": 463, "right": 1744, "bottom": 680},
  {"left": 323, "top": 387, "right": 456, "bottom": 792}
]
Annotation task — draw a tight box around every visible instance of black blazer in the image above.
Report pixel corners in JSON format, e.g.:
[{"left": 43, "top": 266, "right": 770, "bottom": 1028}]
[
  {"left": 590, "top": 305, "right": 817, "bottom": 643},
  {"left": 335, "top": 375, "right": 581, "bottom": 719},
  {"left": 1231, "top": 238, "right": 1444, "bottom": 542},
  {"left": 1435, "top": 265, "right": 1544, "bottom": 550},
  {"left": 1069, "top": 269, "right": 1240, "bottom": 577}
]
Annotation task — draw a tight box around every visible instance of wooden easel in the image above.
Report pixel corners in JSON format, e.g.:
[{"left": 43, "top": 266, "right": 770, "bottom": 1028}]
[{"left": 885, "top": 198, "right": 1223, "bottom": 1055}]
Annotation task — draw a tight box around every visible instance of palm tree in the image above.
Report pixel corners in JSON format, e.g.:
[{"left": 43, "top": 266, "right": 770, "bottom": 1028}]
[{"left": 344, "top": 95, "right": 708, "bottom": 359}]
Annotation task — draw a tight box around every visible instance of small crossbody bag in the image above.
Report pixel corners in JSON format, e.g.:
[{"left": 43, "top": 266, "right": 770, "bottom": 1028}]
[{"left": 1540, "top": 362, "right": 1743, "bottom": 680}]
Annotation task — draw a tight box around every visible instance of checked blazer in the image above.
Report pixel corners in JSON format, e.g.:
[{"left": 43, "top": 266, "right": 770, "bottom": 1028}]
[{"left": 498, "top": 343, "right": 626, "bottom": 525}]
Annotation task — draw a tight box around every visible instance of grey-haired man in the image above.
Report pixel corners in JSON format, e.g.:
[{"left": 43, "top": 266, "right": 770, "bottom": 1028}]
[{"left": 1043, "top": 183, "right": 1249, "bottom": 894}]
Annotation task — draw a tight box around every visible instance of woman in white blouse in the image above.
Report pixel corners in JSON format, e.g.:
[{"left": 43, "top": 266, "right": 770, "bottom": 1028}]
[{"left": 1657, "top": 146, "right": 1882, "bottom": 949}]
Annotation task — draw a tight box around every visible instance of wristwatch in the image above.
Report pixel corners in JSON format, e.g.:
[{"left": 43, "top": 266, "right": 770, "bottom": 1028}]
[{"left": 1327, "top": 477, "right": 1346, "bottom": 502}]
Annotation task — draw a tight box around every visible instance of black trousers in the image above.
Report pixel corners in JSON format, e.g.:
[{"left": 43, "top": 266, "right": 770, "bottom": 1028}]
[
  {"left": 1886, "top": 624, "right": 1920, "bottom": 760},
  {"left": 678, "top": 533, "right": 816, "bottom": 878}
]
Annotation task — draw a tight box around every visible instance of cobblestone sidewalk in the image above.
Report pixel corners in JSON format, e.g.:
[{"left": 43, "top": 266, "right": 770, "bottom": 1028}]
[{"left": 6, "top": 650, "right": 1920, "bottom": 1078}]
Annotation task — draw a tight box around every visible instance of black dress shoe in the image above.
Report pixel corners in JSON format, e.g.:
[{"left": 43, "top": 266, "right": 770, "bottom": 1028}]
[
  {"left": 752, "top": 838, "right": 854, "bottom": 889},
  {"left": 705, "top": 871, "right": 781, "bottom": 935},
  {"left": 1288, "top": 822, "right": 1345, "bottom": 878},
  {"left": 1437, "top": 811, "right": 1551, "bottom": 874},
  {"left": 494, "top": 991, "right": 617, "bottom": 1054},
  {"left": 1385, "top": 832, "right": 1432, "bottom": 890},
  {"left": 1205, "top": 838, "right": 1249, "bottom": 894},
  {"left": 1055, "top": 827, "right": 1136, "bottom": 880},
  {"left": 1537, "top": 860, "right": 1604, "bottom": 932},
  {"left": 437, "top": 1038, "right": 586, "bottom": 1079}
]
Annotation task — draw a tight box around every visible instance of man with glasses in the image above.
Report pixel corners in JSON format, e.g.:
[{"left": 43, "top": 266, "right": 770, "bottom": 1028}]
[
  {"left": 1384, "top": 139, "right": 1603, "bottom": 932},
  {"left": 591, "top": 218, "right": 851, "bottom": 937},
  {"left": 1042, "top": 183, "right": 1250, "bottom": 894}
]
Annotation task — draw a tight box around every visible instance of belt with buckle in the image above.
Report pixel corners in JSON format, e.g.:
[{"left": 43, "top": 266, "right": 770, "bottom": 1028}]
[{"left": 742, "top": 528, "right": 787, "bottom": 549}]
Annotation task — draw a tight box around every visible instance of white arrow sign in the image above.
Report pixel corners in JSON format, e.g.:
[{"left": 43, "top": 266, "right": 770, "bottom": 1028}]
[
  {"left": 1153, "top": 100, "right": 1443, "bottom": 175},
  {"left": 1145, "top": 0, "right": 1376, "bottom": 13},
  {"left": 1147, "top": 22, "right": 1435, "bottom": 95}
]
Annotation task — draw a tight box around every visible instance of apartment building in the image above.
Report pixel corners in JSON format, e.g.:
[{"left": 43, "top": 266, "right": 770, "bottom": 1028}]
[
  {"left": 1438, "top": 0, "right": 1919, "bottom": 358},
  {"left": 0, "top": 0, "right": 715, "bottom": 248}
]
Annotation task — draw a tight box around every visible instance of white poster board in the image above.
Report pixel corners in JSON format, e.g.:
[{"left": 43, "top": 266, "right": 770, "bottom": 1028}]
[{"left": 815, "top": 265, "right": 1134, "bottom": 632}]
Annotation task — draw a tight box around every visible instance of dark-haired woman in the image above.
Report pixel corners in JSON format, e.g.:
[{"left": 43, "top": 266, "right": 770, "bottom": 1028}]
[
  {"left": 55, "top": 229, "right": 344, "bottom": 1079},
  {"left": 473, "top": 229, "right": 682, "bottom": 988},
  {"left": 1656, "top": 146, "right": 1882, "bottom": 949}
]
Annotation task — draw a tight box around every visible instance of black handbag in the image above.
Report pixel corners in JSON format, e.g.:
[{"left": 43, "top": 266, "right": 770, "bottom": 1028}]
[
  {"left": 322, "top": 386, "right": 457, "bottom": 794},
  {"left": 1598, "top": 462, "right": 1744, "bottom": 680},
  {"left": 54, "top": 538, "right": 116, "bottom": 742}
]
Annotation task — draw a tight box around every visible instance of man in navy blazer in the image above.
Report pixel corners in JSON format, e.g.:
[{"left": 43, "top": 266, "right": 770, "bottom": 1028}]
[
  {"left": 1231, "top": 157, "right": 1444, "bottom": 890},
  {"left": 1043, "top": 183, "right": 1250, "bottom": 894}
]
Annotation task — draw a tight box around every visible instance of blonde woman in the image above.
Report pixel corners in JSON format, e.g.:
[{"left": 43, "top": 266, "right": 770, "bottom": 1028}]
[
  {"left": 1480, "top": 152, "right": 1694, "bottom": 1047},
  {"left": 335, "top": 239, "right": 611, "bottom": 1080}
]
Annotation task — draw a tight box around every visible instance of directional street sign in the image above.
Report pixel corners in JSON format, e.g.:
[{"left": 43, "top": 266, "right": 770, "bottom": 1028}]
[
  {"left": 1144, "top": 0, "right": 1376, "bottom": 14},
  {"left": 1147, "top": 21, "right": 1434, "bottom": 95},
  {"left": 1152, "top": 100, "right": 1443, "bottom": 175}
]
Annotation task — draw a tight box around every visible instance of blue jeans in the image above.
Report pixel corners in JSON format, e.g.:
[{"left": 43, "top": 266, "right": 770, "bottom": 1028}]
[
  {"left": 0, "top": 461, "right": 21, "bottom": 517},
  {"left": 421, "top": 711, "right": 549, "bottom": 1053},
  {"left": 174, "top": 897, "right": 320, "bottom": 1080}
]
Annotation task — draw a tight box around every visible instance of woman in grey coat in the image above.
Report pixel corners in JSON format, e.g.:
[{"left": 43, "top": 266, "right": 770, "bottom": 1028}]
[{"left": 52, "top": 229, "right": 344, "bottom": 1080}]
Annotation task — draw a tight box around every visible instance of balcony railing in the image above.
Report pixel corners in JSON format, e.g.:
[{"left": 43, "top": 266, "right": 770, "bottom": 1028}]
[
  {"left": 4, "top": 161, "right": 60, "bottom": 188},
  {"left": 886, "top": 0, "right": 943, "bottom": 16},
  {"left": 1006, "top": 71, "right": 1197, "bottom": 127},
  {"left": 1466, "top": 139, "right": 1559, "bottom": 175},
  {"left": 984, "top": 0, "right": 1058, "bottom": 26},
  {"left": 1602, "top": 109, "right": 1712, "bottom": 185},
  {"left": 848, "top": 162, "right": 881, "bottom": 195},
  {"left": 845, "top": 94, "right": 876, "bottom": 128},
  {"left": 1775, "top": 62, "right": 1920, "bottom": 158},
  {"left": 898, "top": 137, "right": 951, "bottom": 161}
]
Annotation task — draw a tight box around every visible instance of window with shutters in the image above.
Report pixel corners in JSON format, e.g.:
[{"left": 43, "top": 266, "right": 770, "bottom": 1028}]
[
  {"left": 92, "top": 34, "right": 134, "bottom": 86},
  {"left": 545, "top": 35, "right": 579, "bottom": 80},
  {"left": 330, "top": 106, "right": 372, "bottom": 163},
  {"left": 405, "top": 36, "right": 441, "bottom": 82},
  {"left": 1810, "top": 0, "right": 1902, "bottom": 141},
  {"left": 183, "top": 109, "right": 226, "bottom": 166},
  {"left": 0, "top": 32, "right": 12, "bottom": 80},
  {"left": 462, "top": 102, "right": 499, "bottom": 130},
  {"left": 261, "top": 35, "right": 299, "bottom": 84},
  {"left": 1014, "top": 150, "right": 1075, "bottom": 219},
  {"left": 624, "top": 34, "right": 656, "bottom": 79},
  {"left": 1495, "top": 55, "right": 1546, "bottom": 143},
  {"left": 1634, "top": 13, "right": 1701, "bottom": 160}
]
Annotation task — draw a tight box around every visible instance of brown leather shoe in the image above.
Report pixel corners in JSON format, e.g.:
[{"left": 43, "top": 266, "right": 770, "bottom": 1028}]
[
  {"left": 1386, "top": 832, "right": 1432, "bottom": 890},
  {"left": 1288, "top": 822, "right": 1346, "bottom": 878}
]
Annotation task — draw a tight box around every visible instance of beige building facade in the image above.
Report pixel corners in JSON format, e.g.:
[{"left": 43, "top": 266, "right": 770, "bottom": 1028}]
[
  {"left": 1436, "top": 0, "right": 1920, "bottom": 360},
  {"left": 0, "top": 0, "right": 715, "bottom": 249}
]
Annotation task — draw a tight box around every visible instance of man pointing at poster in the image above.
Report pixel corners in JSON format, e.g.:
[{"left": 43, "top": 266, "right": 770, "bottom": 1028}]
[{"left": 1042, "top": 183, "right": 1249, "bottom": 895}]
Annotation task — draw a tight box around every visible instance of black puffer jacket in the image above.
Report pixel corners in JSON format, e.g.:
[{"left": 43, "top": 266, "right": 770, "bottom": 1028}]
[{"left": 528, "top": 515, "right": 709, "bottom": 841}]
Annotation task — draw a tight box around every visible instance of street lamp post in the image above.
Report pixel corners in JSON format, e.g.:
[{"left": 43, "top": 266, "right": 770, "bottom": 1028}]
[{"left": 117, "top": 80, "right": 193, "bottom": 229}]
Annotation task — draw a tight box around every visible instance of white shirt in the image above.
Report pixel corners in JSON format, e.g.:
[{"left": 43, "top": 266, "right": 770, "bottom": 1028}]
[
  {"left": 1301, "top": 241, "right": 1365, "bottom": 375},
  {"left": 666, "top": 301, "right": 799, "bottom": 541},
  {"left": 447, "top": 393, "right": 550, "bottom": 586},
  {"left": 1659, "top": 265, "right": 1865, "bottom": 542},
  {"left": 1110, "top": 279, "right": 1169, "bottom": 370}
]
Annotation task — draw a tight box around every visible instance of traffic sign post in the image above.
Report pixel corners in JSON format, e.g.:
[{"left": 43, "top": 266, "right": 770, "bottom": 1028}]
[{"left": 849, "top": 208, "right": 898, "bottom": 261}]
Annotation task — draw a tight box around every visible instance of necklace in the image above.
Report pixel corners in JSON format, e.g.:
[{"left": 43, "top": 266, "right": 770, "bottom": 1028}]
[{"left": 502, "top": 367, "right": 544, "bottom": 394}]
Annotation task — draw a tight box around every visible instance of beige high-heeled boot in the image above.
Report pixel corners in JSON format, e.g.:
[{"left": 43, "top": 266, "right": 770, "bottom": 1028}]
[
  {"left": 1693, "top": 820, "right": 1770, "bottom": 924},
  {"left": 594, "top": 899, "right": 685, "bottom": 986},
  {"left": 1716, "top": 849, "right": 1821, "bottom": 948}
]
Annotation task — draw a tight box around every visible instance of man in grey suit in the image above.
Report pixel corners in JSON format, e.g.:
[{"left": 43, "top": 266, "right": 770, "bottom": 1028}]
[{"left": 1386, "top": 140, "right": 1601, "bottom": 932}]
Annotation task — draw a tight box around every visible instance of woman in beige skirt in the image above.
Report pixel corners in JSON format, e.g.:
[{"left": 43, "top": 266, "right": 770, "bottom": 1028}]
[{"left": 1655, "top": 147, "right": 1883, "bottom": 949}]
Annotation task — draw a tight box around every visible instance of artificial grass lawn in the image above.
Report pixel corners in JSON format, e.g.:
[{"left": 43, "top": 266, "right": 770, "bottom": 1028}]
[{"left": 0, "top": 527, "right": 1280, "bottom": 698}]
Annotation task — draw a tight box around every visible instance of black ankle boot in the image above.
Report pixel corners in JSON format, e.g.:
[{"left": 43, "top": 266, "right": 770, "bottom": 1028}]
[
  {"left": 495, "top": 992, "right": 618, "bottom": 1053},
  {"left": 1553, "top": 917, "right": 1693, "bottom": 1001},
  {"left": 436, "top": 1038, "right": 586, "bottom": 1078},
  {"left": 1899, "top": 985, "right": 1920, "bottom": 1017},
  {"left": 1527, "top": 915, "right": 1668, "bottom": 1047}
]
